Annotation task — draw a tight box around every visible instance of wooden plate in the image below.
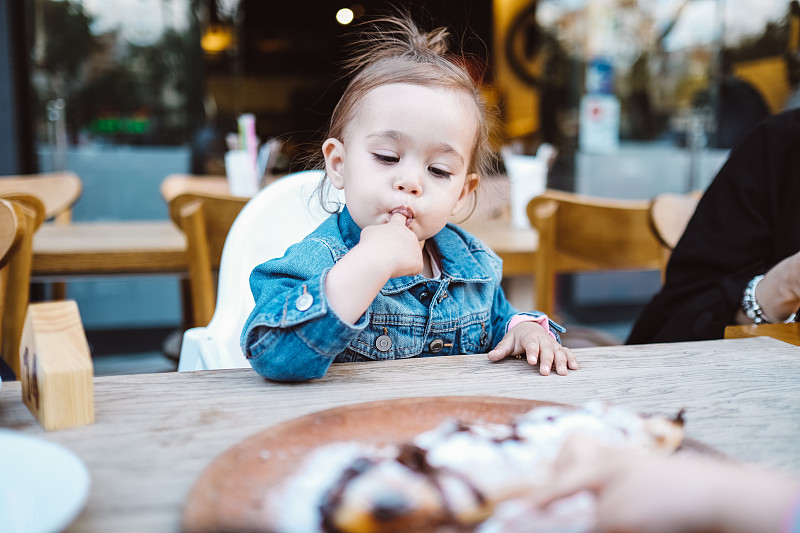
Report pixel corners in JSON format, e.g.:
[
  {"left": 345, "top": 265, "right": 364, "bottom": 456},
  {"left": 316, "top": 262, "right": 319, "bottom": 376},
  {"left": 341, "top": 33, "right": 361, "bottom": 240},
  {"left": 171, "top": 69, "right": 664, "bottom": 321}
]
[{"left": 181, "top": 396, "right": 712, "bottom": 533}]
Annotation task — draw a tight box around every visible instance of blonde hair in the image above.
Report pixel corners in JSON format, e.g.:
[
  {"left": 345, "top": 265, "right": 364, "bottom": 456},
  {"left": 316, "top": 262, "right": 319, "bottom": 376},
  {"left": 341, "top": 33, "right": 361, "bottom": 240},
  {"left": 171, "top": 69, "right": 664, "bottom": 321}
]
[{"left": 318, "top": 15, "right": 493, "bottom": 210}]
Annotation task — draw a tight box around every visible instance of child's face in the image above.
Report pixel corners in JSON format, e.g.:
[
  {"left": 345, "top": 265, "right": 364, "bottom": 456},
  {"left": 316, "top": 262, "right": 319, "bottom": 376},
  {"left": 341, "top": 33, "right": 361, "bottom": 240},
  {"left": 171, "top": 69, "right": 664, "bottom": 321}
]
[{"left": 323, "top": 83, "right": 480, "bottom": 243}]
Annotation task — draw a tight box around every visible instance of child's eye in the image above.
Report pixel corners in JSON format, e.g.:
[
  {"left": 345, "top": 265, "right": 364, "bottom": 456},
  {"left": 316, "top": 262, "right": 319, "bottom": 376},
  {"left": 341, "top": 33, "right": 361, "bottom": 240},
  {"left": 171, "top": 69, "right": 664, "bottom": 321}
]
[
  {"left": 373, "top": 153, "right": 399, "bottom": 164},
  {"left": 429, "top": 166, "right": 452, "bottom": 178}
]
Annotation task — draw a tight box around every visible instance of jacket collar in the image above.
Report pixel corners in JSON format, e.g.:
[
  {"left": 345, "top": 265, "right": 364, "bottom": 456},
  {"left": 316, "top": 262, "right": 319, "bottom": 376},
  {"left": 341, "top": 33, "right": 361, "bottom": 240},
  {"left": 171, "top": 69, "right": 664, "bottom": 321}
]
[
  {"left": 338, "top": 206, "right": 363, "bottom": 250},
  {"left": 337, "top": 207, "right": 492, "bottom": 293}
]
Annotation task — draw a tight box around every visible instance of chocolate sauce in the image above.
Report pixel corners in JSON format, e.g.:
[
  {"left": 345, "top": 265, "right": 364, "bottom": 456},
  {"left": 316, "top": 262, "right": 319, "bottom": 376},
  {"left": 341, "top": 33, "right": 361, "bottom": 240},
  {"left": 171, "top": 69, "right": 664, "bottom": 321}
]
[
  {"left": 320, "top": 457, "right": 378, "bottom": 533},
  {"left": 318, "top": 423, "right": 492, "bottom": 532}
]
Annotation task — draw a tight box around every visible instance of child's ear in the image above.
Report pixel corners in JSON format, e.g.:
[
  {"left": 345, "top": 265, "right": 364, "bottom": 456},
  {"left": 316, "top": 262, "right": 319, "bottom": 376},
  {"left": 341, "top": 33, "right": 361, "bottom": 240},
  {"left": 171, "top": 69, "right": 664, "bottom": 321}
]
[
  {"left": 322, "top": 138, "right": 346, "bottom": 190},
  {"left": 453, "top": 173, "right": 480, "bottom": 215}
]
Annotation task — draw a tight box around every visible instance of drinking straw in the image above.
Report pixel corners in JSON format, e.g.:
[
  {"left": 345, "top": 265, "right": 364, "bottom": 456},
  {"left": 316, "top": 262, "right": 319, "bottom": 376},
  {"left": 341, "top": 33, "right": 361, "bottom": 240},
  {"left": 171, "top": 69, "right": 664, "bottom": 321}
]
[{"left": 238, "top": 113, "right": 258, "bottom": 172}]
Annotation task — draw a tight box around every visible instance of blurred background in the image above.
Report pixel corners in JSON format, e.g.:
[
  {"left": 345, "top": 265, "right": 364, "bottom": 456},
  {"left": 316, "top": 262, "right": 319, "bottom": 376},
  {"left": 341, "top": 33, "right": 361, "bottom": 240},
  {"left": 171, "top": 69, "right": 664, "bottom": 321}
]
[{"left": 1, "top": 0, "right": 798, "bottom": 370}]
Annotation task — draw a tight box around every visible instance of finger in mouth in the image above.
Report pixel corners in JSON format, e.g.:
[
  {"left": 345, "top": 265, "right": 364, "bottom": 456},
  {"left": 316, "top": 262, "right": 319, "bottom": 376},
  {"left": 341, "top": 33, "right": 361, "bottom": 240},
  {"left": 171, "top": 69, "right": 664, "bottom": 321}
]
[{"left": 390, "top": 207, "right": 414, "bottom": 227}]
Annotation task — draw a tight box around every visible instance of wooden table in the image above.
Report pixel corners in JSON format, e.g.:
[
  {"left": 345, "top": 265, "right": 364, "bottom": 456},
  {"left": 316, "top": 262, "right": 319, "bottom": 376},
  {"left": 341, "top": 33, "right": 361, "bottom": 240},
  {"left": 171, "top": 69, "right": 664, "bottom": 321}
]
[
  {"left": 0, "top": 337, "right": 798, "bottom": 533},
  {"left": 459, "top": 215, "right": 537, "bottom": 276},
  {"left": 725, "top": 322, "right": 800, "bottom": 346},
  {"left": 32, "top": 221, "right": 187, "bottom": 279},
  {"left": 29, "top": 173, "right": 232, "bottom": 280}
]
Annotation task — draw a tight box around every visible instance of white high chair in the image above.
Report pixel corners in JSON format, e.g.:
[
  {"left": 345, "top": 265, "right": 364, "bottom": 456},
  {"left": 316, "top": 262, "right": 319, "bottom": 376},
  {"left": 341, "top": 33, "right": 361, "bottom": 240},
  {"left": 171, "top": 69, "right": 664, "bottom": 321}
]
[{"left": 177, "top": 170, "right": 343, "bottom": 371}]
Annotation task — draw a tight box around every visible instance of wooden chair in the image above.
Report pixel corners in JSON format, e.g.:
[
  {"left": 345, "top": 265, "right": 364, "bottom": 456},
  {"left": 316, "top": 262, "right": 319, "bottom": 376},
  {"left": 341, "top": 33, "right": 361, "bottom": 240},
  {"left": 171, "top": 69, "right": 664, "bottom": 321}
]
[
  {"left": 0, "top": 171, "right": 82, "bottom": 223},
  {"left": 0, "top": 171, "right": 83, "bottom": 300},
  {"left": 0, "top": 198, "right": 24, "bottom": 381},
  {"left": 527, "top": 189, "right": 665, "bottom": 320},
  {"left": 724, "top": 323, "right": 800, "bottom": 346},
  {"left": 0, "top": 195, "right": 46, "bottom": 378},
  {"left": 168, "top": 191, "right": 249, "bottom": 328},
  {"left": 648, "top": 191, "right": 702, "bottom": 264}
]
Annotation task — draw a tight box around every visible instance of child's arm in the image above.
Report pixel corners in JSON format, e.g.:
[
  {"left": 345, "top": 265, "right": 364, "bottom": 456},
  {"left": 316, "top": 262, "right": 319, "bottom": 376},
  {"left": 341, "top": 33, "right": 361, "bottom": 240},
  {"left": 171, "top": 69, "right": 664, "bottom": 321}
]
[
  {"left": 241, "top": 213, "right": 422, "bottom": 382},
  {"left": 241, "top": 238, "right": 367, "bottom": 382},
  {"left": 325, "top": 213, "right": 423, "bottom": 324}
]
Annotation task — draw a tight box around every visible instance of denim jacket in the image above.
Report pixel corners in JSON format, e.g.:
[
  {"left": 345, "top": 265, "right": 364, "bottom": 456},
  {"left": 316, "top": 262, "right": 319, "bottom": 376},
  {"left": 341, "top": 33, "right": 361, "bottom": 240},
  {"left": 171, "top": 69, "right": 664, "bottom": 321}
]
[{"left": 241, "top": 207, "right": 563, "bottom": 382}]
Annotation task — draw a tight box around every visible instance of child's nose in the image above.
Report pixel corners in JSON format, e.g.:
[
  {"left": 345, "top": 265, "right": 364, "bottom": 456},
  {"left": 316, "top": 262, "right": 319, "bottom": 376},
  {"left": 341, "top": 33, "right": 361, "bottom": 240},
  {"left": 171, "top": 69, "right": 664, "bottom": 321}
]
[{"left": 393, "top": 170, "right": 422, "bottom": 195}]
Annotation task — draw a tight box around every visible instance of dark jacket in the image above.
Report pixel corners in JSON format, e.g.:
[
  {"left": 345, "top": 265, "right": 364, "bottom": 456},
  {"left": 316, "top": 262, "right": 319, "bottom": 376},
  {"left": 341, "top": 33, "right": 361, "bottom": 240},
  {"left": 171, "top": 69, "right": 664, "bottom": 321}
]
[{"left": 627, "top": 109, "right": 800, "bottom": 344}]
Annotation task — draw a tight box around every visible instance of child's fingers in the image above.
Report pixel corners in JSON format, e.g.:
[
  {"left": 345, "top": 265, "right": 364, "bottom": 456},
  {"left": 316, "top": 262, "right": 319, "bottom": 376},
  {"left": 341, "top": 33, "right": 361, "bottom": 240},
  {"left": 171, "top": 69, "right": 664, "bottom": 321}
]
[
  {"left": 523, "top": 337, "right": 540, "bottom": 366},
  {"left": 487, "top": 337, "right": 514, "bottom": 361},
  {"left": 554, "top": 347, "right": 569, "bottom": 375},
  {"left": 554, "top": 344, "right": 578, "bottom": 375},
  {"left": 534, "top": 338, "right": 575, "bottom": 376},
  {"left": 388, "top": 212, "right": 407, "bottom": 225},
  {"left": 536, "top": 340, "right": 555, "bottom": 375},
  {"left": 565, "top": 347, "right": 579, "bottom": 370}
]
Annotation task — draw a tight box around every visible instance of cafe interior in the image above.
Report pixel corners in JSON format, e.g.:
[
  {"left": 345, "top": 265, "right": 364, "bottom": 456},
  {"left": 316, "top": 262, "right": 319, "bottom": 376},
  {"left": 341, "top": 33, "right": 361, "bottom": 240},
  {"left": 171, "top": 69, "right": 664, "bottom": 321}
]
[{"left": 0, "top": 0, "right": 799, "bottom": 532}]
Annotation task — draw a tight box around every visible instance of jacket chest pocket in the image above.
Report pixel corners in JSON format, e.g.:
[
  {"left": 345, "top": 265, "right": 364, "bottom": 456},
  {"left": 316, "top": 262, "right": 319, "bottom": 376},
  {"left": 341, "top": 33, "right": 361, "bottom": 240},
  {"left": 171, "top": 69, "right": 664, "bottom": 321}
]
[
  {"left": 458, "top": 312, "right": 492, "bottom": 354},
  {"left": 349, "top": 321, "right": 426, "bottom": 360}
]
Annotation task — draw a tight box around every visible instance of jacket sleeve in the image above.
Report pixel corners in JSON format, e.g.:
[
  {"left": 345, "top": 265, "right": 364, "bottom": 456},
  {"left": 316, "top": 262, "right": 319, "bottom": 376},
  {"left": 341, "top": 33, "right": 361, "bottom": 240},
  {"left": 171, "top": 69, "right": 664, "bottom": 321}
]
[
  {"left": 241, "top": 238, "right": 368, "bottom": 382},
  {"left": 468, "top": 233, "right": 565, "bottom": 347},
  {"left": 627, "top": 111, "right": 800, "bottom": 343},
  {"left": 489, "top": 281, "right": 518, "bottom": 346}
]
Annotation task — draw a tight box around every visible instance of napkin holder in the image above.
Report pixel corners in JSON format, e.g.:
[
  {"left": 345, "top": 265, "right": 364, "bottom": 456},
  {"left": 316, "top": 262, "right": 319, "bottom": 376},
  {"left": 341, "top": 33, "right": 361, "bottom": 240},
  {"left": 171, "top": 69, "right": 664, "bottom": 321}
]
[{"left": 20, "top": 300, "right": 95, "bottom": 431}]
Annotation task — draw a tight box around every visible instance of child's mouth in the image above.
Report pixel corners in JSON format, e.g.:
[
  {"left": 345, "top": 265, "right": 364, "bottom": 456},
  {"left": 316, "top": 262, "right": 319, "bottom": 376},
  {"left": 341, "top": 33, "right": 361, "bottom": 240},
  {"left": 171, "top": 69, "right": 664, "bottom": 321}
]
[{"left": 390, "top": 207, "right": 414, "bottom": 227}]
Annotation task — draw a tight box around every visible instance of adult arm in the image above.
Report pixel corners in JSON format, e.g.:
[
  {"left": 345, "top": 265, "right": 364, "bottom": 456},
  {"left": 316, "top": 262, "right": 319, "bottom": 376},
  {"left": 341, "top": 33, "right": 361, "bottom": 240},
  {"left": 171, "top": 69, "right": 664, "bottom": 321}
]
[{"left": 532, "top": 436, "right": 800, "bottom": 533}]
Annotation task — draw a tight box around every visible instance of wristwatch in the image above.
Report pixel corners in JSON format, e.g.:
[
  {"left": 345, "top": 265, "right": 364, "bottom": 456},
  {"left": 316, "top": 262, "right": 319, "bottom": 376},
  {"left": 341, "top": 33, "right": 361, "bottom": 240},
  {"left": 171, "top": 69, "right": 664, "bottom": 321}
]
[{"left": 742, "top": 275, "right": 798, "bottom": 324}]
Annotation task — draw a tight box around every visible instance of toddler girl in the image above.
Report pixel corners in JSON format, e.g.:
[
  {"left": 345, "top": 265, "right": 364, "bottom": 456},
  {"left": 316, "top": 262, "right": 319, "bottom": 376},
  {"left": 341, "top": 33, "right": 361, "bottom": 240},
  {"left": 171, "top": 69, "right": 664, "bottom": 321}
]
[{"left": 241, "top": 16, "right": 577, "bottom": 382}]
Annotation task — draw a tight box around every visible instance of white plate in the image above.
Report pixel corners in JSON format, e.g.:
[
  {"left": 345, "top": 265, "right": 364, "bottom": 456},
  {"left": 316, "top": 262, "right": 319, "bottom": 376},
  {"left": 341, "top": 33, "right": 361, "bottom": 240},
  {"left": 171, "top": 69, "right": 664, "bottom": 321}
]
[{"left": 0, "top": 430, "right": 90, "bottom": 533}]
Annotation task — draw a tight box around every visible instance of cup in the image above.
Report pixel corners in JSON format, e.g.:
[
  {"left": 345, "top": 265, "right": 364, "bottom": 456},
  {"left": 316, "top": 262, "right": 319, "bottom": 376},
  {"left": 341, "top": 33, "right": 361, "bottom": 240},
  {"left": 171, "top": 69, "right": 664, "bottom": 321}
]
[
  {"left": 225, "top": 150, "right": 258, "bottom": 197},
  {"left": 502, "top": 145, "right": 552, "bottom": 229}
]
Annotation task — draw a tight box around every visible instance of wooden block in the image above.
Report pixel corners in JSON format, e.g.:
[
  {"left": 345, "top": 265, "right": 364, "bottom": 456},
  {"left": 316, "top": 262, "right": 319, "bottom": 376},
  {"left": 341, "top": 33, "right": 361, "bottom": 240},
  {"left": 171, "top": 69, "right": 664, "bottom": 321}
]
[{"left": 19, "top": 300, "right": 94, "bottom": 431}]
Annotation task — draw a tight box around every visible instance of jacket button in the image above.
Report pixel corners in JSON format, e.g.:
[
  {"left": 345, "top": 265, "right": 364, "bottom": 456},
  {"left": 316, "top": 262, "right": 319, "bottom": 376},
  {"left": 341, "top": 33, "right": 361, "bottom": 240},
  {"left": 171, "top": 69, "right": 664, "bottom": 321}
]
[
  {"left": 296, "top": 293, "right": 313, "bottom": 311},
  {"left": 375, "top": 334, "right": 392, "bottom": 352},
  {"left": 429, "top": 339, "right": 444, "bottom": 353},
  {"left": 419, "top": 291, "right": 430, "bottom": 301},
  {"left": 480, "top": 331, "right": 489, "bottom": 347}
]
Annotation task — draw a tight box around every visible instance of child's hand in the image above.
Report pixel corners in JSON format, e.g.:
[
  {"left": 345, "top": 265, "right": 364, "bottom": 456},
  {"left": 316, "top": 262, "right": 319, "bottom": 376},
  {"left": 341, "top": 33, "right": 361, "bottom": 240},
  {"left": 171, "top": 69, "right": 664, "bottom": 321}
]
[
  {"left": 487, "top": 321, "right": 578, "bottom": 375},
  {"left": 358, "top": 213, "right": 423, "bottom": 279},
  {"left": 326, "top": 213, "right": 422, "bottom": 324}
]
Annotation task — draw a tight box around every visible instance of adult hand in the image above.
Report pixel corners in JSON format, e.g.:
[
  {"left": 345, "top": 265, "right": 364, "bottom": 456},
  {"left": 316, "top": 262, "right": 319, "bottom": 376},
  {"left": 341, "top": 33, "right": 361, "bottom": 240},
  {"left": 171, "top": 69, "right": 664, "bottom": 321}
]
[{"left": 532, "top": 435, "right": 799, "bottom": 533}]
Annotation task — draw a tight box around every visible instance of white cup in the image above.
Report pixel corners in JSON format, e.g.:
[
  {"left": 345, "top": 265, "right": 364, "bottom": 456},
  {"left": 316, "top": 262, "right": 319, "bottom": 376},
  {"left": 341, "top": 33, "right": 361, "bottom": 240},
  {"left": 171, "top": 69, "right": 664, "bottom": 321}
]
[
  {"left": 225, "top": 150, "right": 258, "bottom": 197},
  {"left": 502, "top": 147, "right": 551, "bottom": 229}
]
